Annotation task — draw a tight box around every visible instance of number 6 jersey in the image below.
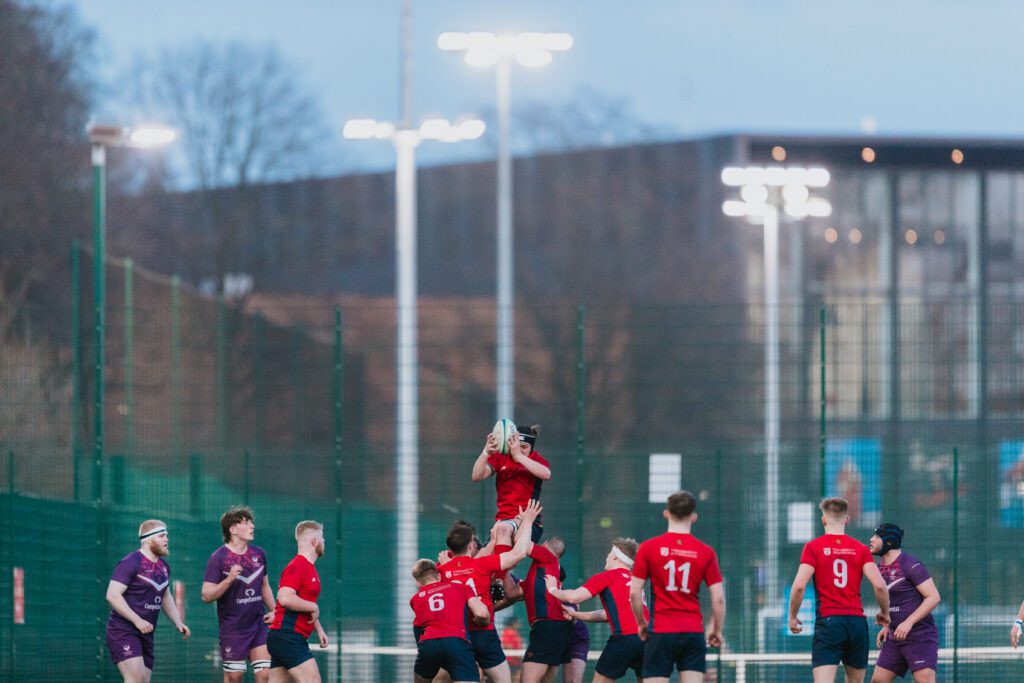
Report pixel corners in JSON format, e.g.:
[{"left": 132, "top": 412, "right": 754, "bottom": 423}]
[
  {"left": 799, "top": 534, "right": 873, "bottom": 618},
  {"left": 632, "top": 532, "right": 722, "bottom": 634},
  {"left": 410, "top": 581, "right": 475, "bottom": 641}
]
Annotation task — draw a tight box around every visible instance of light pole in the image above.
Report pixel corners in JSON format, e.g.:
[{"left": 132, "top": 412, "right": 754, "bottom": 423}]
[
  {"left": 438, "top": 31, "right": 573, "bottom": 420},
  {"left": 721, "top": 165, "right": 831, "bottom": 616},
  {"left": 86, "top": 123, "right": 176, "bottom": 503},
  {"left": 343, "top": 115, "right": 484, "bottom": 644}
]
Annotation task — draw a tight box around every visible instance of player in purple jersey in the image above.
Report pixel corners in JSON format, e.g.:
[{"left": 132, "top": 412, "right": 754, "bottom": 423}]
[
  {"left": 869, "top": 524, "right": 941, "bottom": 683},
  {"left": 203, "top": 506, "right": 277, "bottom": 682},
  {"left": 105, "top": 519, "right": 191, "bottom": 682}
]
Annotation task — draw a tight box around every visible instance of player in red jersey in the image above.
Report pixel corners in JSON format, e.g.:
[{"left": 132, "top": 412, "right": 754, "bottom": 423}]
[
  {"left": 548, "top": 538, "right": 647, "bottom": 682},
  {"left": 630, "top": 491, "right": 725, "bottom": 683},
  {"left": 437, "top": 501, "right": 541, "bottom": 683},
  {"left": 411, "top": 559, "right": 490, "bottom": 683},
  {"left": 267, "top": 520, "right": 328, "bottom": 683},
  {"left": 472, "top": 424, "right": 550, "bottom": 542},
  {"left": 788, "top": 498, "right": 889, "bottom": 683}
]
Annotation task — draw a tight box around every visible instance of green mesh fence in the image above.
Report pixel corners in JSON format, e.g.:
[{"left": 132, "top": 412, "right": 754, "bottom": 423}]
[{"left": 1, "top": 245, "right": 1024, "bottom": 680}]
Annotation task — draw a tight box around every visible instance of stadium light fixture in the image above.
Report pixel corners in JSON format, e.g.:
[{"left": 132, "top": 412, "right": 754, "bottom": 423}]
[
  {"left": 86, "top": 122, "right": 176, "bottom": 503},
  {"left": 439, "top": 30, "right": 573, "bottom": 423},
  {"left": 721, "top": 164, "right": 831, "bottom": 612},
  {"left": 342, "top": 113, "right": 483, "bottom": 644}
]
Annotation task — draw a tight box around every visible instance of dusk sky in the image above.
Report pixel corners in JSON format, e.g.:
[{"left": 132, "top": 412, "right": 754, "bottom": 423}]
[{"left": 76, "top": 0, "right": 1024, "bottom": 174}]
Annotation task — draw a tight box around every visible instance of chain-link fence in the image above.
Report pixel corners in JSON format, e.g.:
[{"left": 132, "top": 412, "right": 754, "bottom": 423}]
[{"left": 2, "top": 245, "right": 1023, "bottom": 680}]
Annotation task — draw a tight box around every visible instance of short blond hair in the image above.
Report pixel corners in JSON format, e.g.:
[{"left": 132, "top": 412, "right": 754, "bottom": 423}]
[
  {"left": 138, "top": 519, "right": 166, "bottom": 538},
  {"left": 611, "top": 537, "right": 639, "bottom": 561},
  {"left": 295, "top": 520, "right": 323, "bottom": 541},
  {"left": 411, "top": 559, "right": 438, "bottom": 584},
  {"left": 819, "top": 497, "right": 849, "bottom": 521}
]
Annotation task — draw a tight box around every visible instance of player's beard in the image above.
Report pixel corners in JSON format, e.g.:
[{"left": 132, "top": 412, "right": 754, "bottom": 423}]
[
  {"left": 150, "top": 542, "right": 169, "bottom": 557},
  {"left": 314, "top": 540, "right": 324, "bottom": 558}
]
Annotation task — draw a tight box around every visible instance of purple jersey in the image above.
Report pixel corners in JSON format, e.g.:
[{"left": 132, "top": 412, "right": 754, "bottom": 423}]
[
  {"left": 878, "top": 551, "right": 937, "bottom": 638},
  {"left": 203, "top": 545, "right": 270, "bottom": 634},
  {"left": 108, "top": 551, "right": 170, "bottom": 630}
]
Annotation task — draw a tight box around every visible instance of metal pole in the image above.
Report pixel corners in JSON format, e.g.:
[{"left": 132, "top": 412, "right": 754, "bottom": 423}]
[
  {"left": 123, "top": 258, "right": 134, "bottom": 459},
  {"left": 952, "top": 446, "right": 960, "bottom": 683},
  {"left": 819, "top": 305, "right": 826, "bottom": 498},
  {"left": 71, "top": 240, "right": 82, "bottom": 501},
  {"left": 495, "top": 58, "right": 514, "bottom": 420},
  {"left": 575, "top": 305, "right": 586, "bottom": 584},
  {"left": 715, "top": 448, "right": 723, "bottom": 681},
  {"left": 171, "top": 276, "right": 182, "bottom": 459},
  {"left": 393, "top": 131, "right": 420, "bottom": 646},
  {"left": 333, "top": 307, "right": 345, "bottom": 681},
  {"left": 91, "top": 143, "right": 106, "bottom": 503},
  {"left": 763, "top": 204, "right": 780, "bottom": 608},
  {"left": 399, "top": 0, "right": 412, "bottom": 128}
]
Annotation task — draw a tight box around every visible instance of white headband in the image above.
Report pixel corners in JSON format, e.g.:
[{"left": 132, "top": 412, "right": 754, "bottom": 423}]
[
  {"left": 611, "top": 546, "right": 634, "bottom": 567},
  {"left": 139, "top": 527, "right": 167, "bottom": 540}
]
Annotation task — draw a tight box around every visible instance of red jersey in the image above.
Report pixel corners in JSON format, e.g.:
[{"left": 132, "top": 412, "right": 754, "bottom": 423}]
[
  {"left": 633, "top": 532, "right": 722, "bottom": 633},
  {"left": 799, "top": 534, "right": 873, "bottom": 617},
  {"left": 582, "top": 567, "right": 647, "bottom": 636},
  {"left": 410, "top": 580, "right": 474, "bottom": 642},
  {"left": 270, "top": 555, "right": 321, "bottom": 638},
  {"left": 486, "top": 450, "right": 549, "bottom": 521},
  {"left": 437, "top": 553, "right": 502, "bottom": 631},
  {"left": 521, "top": 544, "right": 566, "bottom": 624}
]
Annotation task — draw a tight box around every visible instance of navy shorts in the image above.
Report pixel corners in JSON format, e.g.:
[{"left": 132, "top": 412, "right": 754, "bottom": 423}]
[
  {"left": 524, "top": 620, "right": 573, "bottom": 665},
  {"left": 267, "top": 629, "right": 313, "bottom": 670},
  {"left": 469, "top": 629, "right": 507, "bottom": 670},
  {"left": 596, "top": 634, "right": 644, "bottom": 679},
  {"left": 643, "top": 631, "right": 707, "bottom": 676},
  {"left": 812, "top": 615, "right": 869, "bottom": 670},
  {"left": 415, "top": 637, "right": 478, "bottom": 681},
  {"left": 531, "top": 520, "right": 544, "bottom": 543},
  {"left": 562, "top": 619, "right": 590, "bottom": 663}
]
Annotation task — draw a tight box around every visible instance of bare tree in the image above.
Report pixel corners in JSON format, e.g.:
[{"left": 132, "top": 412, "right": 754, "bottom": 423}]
[
  {"left": 479, "top": 85, "right": 669, "bottom": 155},
  {"left": 128, "top": 40, "right": 332, "bottom": 290}
]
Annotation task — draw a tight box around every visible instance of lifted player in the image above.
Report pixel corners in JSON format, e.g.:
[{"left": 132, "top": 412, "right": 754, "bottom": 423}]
[
  {"left": 105, "top": 520, "right": 191, "bottom": 683},
  {"left": 472, "top": 425, "right": 550, "bottom": 542},
  {"left": 202, "top": 506, "right": 276, "bottom": 682},
  {"left": 788, "top": 498, "right": 890, "bottom": 683},
  {"left": 869, "top": 524, "right": 940, "bottom": 683},
  {"left": 631, "top": 491, "right": 725, "bottom": 683},
  {"left": 411, "top": 559, "right": 491, "bottom": 683}
]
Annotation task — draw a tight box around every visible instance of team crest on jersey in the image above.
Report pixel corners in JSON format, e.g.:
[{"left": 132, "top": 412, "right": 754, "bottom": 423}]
[
  {"left": 445, "top": 571, "right": 452, "bottom": 579},
  {"left": 660, "top": 547, "right": 669, "bottom": 556},
  {"left": 824, "top": 547, "right": 832, "bottom": 556}
]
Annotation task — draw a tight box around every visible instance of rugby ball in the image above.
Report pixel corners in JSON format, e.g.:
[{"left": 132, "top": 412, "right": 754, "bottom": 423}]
[{"left": 492, "top": 418, "right": 517, "bottom": 454}]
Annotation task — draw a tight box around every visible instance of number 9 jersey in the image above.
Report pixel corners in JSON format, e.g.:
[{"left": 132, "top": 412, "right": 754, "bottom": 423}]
[
  {"left": 799, "top": 534, "right": 873, "bottom": 618},
  {"left": 632, "top": 532, "right": 722, "bottom": 633}
]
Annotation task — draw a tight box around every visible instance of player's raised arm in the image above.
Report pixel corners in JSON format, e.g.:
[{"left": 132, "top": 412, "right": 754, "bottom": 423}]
[
  {"left": 862, "top": 561, "right": 890, "bottom": 626},
  {"left": 508, "top": 431, "right": 550, "bottom": 480},
  {"left": 544, "top": 573, "right": 592, "bottom": 605},
  {"left": 788, "top": 564, "right": 814, "bottom": 634},
  {"left": 499, "top": 500, "right": 542, "bottom": 570},
  {"left": 471, "top": 433, "right": 499, "bottom": 481}
]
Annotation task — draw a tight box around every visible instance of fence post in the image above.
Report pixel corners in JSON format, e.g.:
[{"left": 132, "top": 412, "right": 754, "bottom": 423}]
[
  {"left": 333, "top": 307, "right": 344, "bottom": 681},
  {"left": 72, "top": 240, "right": 82, "bottom": 502},
  {"left": 574, "top": 305, "right": 586, "bottom": 584},
  {"left": 123, "top": 258, "right": 135, "bottom": 459},
  {"left": 819, "top": 305, "right": 827, "bottom": 498},
  {"left": 190, "top": 454, "right": 203, "bottom": 518},
  {"left": 243, "top": 450, "right": 251, "bottom": 506},
  {"left": 952, "top": 446, "right": 959, "bottom": 683},
  {"left": 715, "top": 449, "right": 723, "bottom": 681},
  {"left": 216, "top": 296, "right": 227, "bottom": 459},
  {"left": 171, "top": 276, "right": 182, "bottom": 459}
]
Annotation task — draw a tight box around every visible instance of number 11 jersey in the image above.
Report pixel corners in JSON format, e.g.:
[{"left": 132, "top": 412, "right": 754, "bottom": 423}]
[
  {"left": 799, "top": 534, "right": 873, "bottom": 618},
  {"left": 632, "top": 532, "right": 722, "bottom": 633}
]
